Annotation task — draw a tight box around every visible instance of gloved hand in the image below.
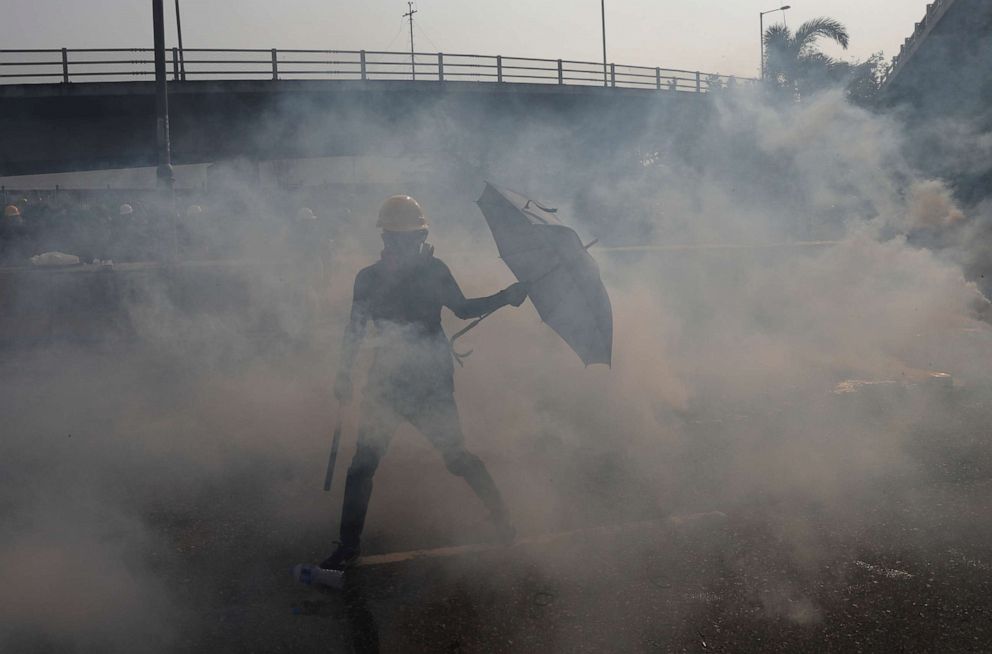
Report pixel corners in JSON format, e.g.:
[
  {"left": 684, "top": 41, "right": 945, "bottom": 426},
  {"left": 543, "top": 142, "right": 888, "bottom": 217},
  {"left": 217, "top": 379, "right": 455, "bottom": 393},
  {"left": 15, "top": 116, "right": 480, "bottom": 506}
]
[
  {"left": 334, "top": 370, "right": 353, "bottom": 403},
  {"left": 501, "top": 282, "right": 528, "bottom": 308}
]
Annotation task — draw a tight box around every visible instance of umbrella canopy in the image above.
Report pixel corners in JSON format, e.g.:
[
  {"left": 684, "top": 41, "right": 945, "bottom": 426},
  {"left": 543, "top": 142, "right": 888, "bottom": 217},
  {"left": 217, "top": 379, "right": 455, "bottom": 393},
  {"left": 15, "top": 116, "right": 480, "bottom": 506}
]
[{"left": 477, "top": 183, "right": 613, "bottom": 366}]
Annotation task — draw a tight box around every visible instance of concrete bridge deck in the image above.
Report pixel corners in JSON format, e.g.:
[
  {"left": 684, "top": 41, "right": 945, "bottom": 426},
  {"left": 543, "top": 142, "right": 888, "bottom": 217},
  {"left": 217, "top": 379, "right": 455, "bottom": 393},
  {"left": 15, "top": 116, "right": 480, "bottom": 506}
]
[
  {"left": 881, "top": 0, "right": 992, "bottom": 114},
  {"left": 0, "top": 77, "right": 713, "bottom": 177},
  {"left": 0, "top": 47, "right": 751, "bottom": 177}
]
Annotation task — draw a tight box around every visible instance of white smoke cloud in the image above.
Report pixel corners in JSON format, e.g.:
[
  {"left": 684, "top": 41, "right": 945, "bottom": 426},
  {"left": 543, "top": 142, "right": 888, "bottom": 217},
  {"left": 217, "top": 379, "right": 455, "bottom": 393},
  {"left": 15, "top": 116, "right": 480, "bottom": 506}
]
[{"left": 2, "top": 78, "right": 991, "bottom": 651}]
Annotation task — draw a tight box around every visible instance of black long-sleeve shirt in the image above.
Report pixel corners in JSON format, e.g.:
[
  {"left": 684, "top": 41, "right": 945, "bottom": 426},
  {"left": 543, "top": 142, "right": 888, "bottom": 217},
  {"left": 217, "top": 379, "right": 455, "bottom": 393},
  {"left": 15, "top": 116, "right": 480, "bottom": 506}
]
[{"left": 339, "top": 254, "right": 508, "bottom": 404}]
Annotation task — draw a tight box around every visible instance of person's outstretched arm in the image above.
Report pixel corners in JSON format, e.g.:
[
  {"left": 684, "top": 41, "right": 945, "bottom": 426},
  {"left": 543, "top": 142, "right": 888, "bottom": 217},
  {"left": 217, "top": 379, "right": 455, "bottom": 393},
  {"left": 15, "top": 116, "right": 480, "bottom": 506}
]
[
  {"left": 334, "top": 270, "right": 372, "bottom": 402},
  {"left": 438, "top": 261, "right": 527, "bottom": 320}
]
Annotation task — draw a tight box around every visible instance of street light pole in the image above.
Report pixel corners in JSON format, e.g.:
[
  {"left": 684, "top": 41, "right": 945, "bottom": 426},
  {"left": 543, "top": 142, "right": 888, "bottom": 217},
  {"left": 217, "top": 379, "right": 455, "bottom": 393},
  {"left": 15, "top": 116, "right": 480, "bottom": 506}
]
[
  {"left": 601, "top": 0, "right": 608, "bottom": 87},
  {"left": 152, "top": 0, "right": 173, "bottom": 189},
  {"left": 152, "top": 0, "right": 178, "bottom": 260},
  {"left": 174, "top": 0, "right": 186, "bottom": 80},
  {"left": 403, "top": 2, "right": 418, "bottom": 80},
  {"left": 760, "top": 5, "right": 791, "bottom": 80},
  {"left": 760, "top": 11, "right": 765, "bottom": 80}
]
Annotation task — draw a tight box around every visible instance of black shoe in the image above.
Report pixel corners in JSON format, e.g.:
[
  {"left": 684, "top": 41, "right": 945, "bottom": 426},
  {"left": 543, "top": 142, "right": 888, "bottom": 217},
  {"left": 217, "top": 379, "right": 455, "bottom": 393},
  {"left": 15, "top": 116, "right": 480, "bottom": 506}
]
[{"left": 319, "top": 541, "right": 360, "bottom": 571}]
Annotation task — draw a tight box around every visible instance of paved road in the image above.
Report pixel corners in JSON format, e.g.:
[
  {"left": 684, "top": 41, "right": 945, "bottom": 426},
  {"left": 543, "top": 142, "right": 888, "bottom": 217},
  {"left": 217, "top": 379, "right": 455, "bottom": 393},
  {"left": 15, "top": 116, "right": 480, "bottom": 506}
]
[
  {"left": 153, "top": 477, "right": 992, "bottom": 653},
  {"left": 3, "top": 343, "right": 992, "bottom": 653}
]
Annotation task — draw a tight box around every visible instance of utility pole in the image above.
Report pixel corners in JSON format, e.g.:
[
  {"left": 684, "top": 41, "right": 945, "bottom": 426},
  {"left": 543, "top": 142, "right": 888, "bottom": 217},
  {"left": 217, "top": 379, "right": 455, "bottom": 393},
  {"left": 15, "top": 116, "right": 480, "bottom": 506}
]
[
  {"left": 760, "top": 5, "right": 791, "bottom": 80},
  {"left": 403, "top": 2, "right": 418, "bottom": 80},
  {"left": 152, "top": 0, "right": 178, "bottom": 260},
  {"left": 153, "top": 0, "right": 173, "bottom": 191},
  {"left": 174, "top": 0, "right": 186, "bottom": 80},
  {"left": 601, "top": 0, "right": 608, "bottom": 87}
]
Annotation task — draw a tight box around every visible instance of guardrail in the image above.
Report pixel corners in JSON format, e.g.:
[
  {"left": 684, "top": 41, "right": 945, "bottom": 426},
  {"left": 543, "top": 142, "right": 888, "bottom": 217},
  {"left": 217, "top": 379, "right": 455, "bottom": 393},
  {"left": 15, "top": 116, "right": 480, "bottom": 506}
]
[
  {"left": 0, "top": 47, "right": 751, "bottom": 94},
  {"left": 881, "top": 0, "right": 956, "bottom": 86}
]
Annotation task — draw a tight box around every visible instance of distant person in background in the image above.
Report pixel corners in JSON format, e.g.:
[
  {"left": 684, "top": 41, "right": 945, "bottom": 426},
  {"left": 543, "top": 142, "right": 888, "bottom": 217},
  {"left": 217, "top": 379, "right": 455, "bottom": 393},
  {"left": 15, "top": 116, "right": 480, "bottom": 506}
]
[
  {"left": 28, "top": 199, "right": 73, "bottom": 258},
  {"left": 0, "top": 204, "right": 29, "bottom": 264},
  {"left": 283, "top": 207, "right": 329, "bottom": 339},
  {"left": 320, "top": 207, "right": 343, "bottom": 277},
  {"left": 113, "top": 203, "right": 154, "bottom": 262},
  {"left": 178, "top": 205, "right": 205, "bottom": 259},
  {"left": 72, "top": 203, "right": 111, "bottom": 263},
  {"left": 182, "top": 203, "right": 230, "bottom": 260},
  {"left": 289, "top": 207, "right": 323, "bottom": 261}
]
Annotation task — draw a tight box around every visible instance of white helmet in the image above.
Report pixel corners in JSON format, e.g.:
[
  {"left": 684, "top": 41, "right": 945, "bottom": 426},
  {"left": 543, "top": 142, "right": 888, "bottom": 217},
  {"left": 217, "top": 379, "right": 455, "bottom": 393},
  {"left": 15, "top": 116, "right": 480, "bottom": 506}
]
[
  {"left": 297, "top": 207, "right": 317, "bottom": 221},
  {"left": 119, "top": 203, "right": 134, "bottom": 216}
]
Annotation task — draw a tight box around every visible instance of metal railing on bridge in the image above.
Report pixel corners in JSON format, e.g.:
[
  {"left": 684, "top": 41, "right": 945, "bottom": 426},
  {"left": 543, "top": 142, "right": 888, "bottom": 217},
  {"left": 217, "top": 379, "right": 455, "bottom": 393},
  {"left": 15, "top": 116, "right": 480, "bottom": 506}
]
[
  {"left": 0, "top": 47, "right": 750, "bottom": 94},
  {"left": 881, "top": 0, "right": 956, "bottom": 87}
]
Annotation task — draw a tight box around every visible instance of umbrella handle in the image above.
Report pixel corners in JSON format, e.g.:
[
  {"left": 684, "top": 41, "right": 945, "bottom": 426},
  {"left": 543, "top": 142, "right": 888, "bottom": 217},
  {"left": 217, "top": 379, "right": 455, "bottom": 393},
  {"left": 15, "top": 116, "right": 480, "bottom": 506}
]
[
  {"left": 447, "top": 263, "right": 558, "bottom": 365},
  {"left": 452, "top": 347, "right": 474, "bottom": 367},
  {"left": 448, "top": 312, "right": 493, "bottom": 367},
  {"left": 447, "top": 254, "right": 578, "bottom": 365}
]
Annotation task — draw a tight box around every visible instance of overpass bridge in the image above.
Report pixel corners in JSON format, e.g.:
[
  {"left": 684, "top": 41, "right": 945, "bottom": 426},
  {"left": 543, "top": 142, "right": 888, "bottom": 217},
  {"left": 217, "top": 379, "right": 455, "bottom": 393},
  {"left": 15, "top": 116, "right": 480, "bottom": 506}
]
[
  {"left": 881, "top": 0, "right": 992, "bottom": 115},
  {"left": 880, "top": 0, "right": 992, "bottom": 203},
  {"left": 0, "top": 48, "right": 749, "bottom": 177}
]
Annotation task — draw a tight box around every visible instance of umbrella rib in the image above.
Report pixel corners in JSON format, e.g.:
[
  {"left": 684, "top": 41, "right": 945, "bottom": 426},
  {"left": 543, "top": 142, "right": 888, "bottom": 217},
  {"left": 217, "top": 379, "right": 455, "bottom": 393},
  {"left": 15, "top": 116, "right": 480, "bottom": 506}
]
[{"left": 499, "top": 244, "right": 555, "bottom": 260}]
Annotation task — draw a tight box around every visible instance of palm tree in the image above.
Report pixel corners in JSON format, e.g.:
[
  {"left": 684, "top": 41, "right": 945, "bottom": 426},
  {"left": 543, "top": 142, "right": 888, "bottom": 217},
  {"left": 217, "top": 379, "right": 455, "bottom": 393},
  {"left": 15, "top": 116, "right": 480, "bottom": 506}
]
[{"left": 764, "top": 17, "right": 850, "bottom": 98}]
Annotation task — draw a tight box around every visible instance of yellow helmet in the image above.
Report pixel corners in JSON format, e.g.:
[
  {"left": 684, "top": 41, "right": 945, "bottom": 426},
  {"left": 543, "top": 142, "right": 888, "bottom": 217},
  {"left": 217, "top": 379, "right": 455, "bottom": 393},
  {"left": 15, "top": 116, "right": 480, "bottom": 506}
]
[
  {"left": 376, "top": 195, "right": 428, "bottom": 232},
  {"left": 4, "top": 205, "right": 21, "bottom": 218}
]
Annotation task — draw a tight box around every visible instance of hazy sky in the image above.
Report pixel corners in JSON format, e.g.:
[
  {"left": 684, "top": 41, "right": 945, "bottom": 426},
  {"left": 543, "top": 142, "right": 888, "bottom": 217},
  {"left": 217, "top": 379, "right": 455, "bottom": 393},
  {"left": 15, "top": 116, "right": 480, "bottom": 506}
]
[{"left": 5, "top": 1, "right": 930, "bottom": 78}]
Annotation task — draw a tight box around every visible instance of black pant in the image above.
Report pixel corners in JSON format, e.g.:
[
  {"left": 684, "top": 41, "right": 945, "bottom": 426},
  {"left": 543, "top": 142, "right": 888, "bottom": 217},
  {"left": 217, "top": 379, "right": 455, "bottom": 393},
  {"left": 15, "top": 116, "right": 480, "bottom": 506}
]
[{"left": 339, "top": 390, "right": 506, "bottom": 549}]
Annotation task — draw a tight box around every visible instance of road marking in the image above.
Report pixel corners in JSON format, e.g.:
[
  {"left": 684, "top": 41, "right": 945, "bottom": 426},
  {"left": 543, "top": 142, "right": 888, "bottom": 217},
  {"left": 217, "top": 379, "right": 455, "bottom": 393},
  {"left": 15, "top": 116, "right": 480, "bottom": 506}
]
[
  {"left": 853, "top": 560, "right": 914, "bottom": 579},
  {"left": 356, "top": 512, "right": 727, "bottom": 568}
]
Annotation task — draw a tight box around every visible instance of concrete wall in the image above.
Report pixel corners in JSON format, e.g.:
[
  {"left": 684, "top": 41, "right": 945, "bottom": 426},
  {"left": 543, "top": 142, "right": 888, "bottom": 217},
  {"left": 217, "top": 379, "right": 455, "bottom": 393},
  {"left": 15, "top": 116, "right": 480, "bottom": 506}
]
[
  {"left": 0, "top": 80, "right": 706, "bottom": 178},
  {"left": 882, "top": 0, "right": 992, "bottom": 203}
]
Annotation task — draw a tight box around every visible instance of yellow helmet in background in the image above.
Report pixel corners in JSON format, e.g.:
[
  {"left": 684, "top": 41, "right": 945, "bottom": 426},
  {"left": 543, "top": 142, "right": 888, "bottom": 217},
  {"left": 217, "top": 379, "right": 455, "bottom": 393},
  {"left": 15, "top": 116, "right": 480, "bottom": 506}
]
[
  {"left": 4, "top": 205, "right": 21, "bottom": 218},
  {"left": 376, "top": 195, "right": 428, "bottom": 232}
]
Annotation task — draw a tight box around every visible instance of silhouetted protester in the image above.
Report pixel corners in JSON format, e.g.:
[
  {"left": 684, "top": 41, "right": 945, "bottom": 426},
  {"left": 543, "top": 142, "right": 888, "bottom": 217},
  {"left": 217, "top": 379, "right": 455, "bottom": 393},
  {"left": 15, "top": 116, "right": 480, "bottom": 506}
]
[
  {"left": 0, "top": 204, "right": 30, "bottom": 265},
  {"left": 111, "top": 203, "right": 137, "bottom": 261},
  {"left": 27, "top": 200, "right": 109, "bottom": 264},
  {"left": 288, "top": 207, "right": 322, "bottom": 259},
  {"left": 182, "top": 203, "right": 236, "bottom": 260},
  {"left": 280, "top": 207, "right": 328, "bottom": 341},
  {"left": 25, "top": 200, "right": 72, "bottom": 260},
  {"left": 112, "top": 202, "right": 162, "bottom": 262},
  {"left": 320, "top": 195, "right": 527, "bottom": 571}
]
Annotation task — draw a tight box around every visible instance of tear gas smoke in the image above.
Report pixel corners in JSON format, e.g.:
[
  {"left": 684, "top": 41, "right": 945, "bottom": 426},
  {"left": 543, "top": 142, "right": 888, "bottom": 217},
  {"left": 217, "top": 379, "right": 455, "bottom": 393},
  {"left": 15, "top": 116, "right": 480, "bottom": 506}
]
[{"left": 2, "top": 81, "right": 991, "bottom": 652}]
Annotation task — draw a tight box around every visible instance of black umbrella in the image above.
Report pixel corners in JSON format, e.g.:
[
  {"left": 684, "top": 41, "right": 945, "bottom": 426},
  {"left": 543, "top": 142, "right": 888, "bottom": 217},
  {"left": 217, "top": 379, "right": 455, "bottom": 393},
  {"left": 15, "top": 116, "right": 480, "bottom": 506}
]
[{"left": 469, "top": 183, "right": 613, "bottom": 366}]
